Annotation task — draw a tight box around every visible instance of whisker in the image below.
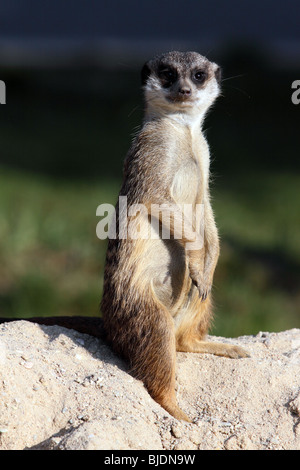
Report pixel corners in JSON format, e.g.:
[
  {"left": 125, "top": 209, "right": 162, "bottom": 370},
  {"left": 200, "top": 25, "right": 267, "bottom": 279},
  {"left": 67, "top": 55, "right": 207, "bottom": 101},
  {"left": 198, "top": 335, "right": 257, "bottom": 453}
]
[
  {"left": 127, "top": 105, "right": 140, "bottom": 118},
  {"left": 222, "top": 74, "right": 245, "bottom": 82},
  {"left": 224, "top": 85, "right": 251, "bottom": 98}
]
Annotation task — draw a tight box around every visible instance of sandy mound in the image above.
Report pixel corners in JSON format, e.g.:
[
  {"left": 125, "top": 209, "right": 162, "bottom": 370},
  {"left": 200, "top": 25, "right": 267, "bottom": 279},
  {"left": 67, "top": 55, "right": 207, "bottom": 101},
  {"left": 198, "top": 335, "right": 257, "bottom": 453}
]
[{"left": 0, "top": 321, "right": 299, "bottom": 450}]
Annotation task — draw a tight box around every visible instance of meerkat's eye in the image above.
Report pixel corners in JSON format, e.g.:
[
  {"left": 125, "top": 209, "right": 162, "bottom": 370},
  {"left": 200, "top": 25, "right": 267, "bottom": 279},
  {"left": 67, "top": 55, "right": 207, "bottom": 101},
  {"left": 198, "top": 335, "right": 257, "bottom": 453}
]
[
  {"left": 162, "top": 70, "right": 176, "bottom": 80},
  {"left": 158, "top": 68, "right": 177, "bottom": 87},
  {"left": 193, "top": 70, "right": 207, "bottom": 83}
]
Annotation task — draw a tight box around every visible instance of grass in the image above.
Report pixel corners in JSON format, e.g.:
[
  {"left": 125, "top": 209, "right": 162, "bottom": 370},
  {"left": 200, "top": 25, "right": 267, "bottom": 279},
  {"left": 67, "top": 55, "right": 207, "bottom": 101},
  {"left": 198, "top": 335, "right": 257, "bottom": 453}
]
[
  {"left": 0, "top": 167, "right": 119, "bottom": 318},
  {"left": 212, "top": 172, "right": 300, "bottom": 336},
  {"left": 0, "top": 166, "right": 299, "bottom": 337}
]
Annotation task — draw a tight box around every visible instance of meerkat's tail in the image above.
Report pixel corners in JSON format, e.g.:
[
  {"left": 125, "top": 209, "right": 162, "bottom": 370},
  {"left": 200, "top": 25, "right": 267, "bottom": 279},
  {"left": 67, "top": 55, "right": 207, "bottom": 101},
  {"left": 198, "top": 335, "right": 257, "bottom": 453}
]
[
  {"left": 133, "top": 311, "right": 191, "bottom": 421},
  {"left": 102, "top": 288, "right": 191, "bottom": 422},
  {"left": 129, "top": 303, "right": 191, "bottom": 422}
]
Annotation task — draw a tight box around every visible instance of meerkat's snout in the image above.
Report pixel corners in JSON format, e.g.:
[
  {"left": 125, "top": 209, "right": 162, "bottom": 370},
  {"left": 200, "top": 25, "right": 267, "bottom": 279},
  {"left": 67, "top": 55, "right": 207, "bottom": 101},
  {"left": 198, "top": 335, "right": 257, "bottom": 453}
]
[
  {"left": 178, "top": 83, "right": 192, "bottom": 98},
  {"left": 178, "top": 86, "right": 191, "bottom": 96},
  {"left": 170, "top": 80, "right": 193, "bottom": 103}
]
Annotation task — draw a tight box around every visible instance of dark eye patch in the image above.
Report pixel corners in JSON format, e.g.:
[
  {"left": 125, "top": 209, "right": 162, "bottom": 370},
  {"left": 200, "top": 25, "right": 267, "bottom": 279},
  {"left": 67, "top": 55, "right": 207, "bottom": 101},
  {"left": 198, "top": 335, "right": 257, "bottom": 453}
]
[{"left": 157, "top": 65, "right": 177, "bottom": 88}]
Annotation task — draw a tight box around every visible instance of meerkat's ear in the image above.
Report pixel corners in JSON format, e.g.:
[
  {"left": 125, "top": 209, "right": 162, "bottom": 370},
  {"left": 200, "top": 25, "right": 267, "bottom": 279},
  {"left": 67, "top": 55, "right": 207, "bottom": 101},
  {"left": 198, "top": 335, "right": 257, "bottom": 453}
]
[
  {"left": 141, "top": 61, "right": 152, "bottom": 86},
  {"left": 214, "top": 66, "right": 222, "bottom": 85}
]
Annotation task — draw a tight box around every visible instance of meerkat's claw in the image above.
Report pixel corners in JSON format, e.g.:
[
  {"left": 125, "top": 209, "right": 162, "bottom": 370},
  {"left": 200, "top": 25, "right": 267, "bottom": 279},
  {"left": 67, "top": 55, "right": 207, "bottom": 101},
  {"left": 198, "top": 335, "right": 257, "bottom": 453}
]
[{"left": 191, "top": 279, "right": 211, "bottom": 302}]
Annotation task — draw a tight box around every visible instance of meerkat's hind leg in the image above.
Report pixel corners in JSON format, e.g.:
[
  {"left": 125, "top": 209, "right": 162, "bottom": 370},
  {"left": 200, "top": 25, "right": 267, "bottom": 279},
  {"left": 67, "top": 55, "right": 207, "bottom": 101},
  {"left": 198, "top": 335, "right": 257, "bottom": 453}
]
[
  {"left": 176, "top": 326, "right": 250, "bottom": 358},
  {"left": 175, "top": 298, "right": 250, "bottom": 359},
  {"left": 176, "top": 318, "right": 250, "bottom": 359},
  {"left": 177, "top": 338, "right": 250, "bottom": 358}
]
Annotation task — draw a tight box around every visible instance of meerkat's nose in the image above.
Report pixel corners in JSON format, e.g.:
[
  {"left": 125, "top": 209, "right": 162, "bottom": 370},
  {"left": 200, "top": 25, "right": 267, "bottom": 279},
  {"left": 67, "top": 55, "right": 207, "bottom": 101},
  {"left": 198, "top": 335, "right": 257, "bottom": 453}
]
[{"left": 178, "top": 86, "right": 191, "bottom": 96}]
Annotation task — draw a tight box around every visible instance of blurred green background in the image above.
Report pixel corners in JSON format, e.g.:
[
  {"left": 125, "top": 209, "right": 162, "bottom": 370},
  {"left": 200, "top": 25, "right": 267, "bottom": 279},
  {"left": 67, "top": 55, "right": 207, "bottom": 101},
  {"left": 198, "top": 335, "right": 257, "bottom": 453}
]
[{"left": 0, "top": 45, "right": 299, "bottom": 337}]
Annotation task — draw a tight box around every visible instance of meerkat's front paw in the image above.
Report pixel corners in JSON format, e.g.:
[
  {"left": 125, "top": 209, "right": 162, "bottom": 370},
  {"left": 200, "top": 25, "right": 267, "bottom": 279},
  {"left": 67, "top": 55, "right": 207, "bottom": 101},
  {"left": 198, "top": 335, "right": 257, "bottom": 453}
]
[
  {"left": 189, "top": 266, "right": 211, "bottom": 302},
  {"left": 192, "top": 278, "right": 211, "bottom": 301}
]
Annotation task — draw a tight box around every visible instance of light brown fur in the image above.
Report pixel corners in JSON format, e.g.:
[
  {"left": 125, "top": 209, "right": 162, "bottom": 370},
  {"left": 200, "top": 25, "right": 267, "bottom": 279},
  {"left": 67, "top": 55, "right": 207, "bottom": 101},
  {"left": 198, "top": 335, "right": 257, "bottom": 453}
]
[{"left": 101, "top": 51, "right": 248, "bottom": 421}]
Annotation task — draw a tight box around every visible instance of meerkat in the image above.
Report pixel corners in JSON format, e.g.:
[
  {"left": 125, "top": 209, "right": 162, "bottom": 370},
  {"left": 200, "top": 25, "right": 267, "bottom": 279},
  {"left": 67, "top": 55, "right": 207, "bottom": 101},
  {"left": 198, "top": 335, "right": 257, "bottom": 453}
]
[
  {"left": 0, "top": 51, "right": 249, "bottom": 421},
  {"left": 101, "top": 51, "right": 249, "bottom": 422}
]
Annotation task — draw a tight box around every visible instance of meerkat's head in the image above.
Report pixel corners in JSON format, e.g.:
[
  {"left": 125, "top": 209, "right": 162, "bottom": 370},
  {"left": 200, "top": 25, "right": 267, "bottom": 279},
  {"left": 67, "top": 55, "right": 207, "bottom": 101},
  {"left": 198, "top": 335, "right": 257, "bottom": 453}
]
[{"left": 141, "top": 51, "right": 221, "bottom": 120}]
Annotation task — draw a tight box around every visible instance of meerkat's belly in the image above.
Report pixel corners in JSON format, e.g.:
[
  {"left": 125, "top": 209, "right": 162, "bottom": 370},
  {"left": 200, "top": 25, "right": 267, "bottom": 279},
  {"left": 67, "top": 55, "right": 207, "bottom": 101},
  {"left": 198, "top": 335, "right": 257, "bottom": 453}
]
[
  {"left": 127, "top": 156, "right": 203, "bottom": 313},
  {"left": 138, "top": 236, "right": 187, "bottom": 311},
  {"left": 171, "top": 158, "right": 201, "bottom": 205}
]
